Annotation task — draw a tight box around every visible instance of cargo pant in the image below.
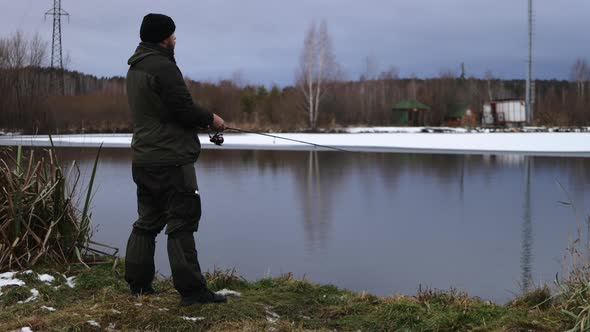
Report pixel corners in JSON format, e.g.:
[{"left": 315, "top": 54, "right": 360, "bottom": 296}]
[{"left": 124, "top": 163, "right": 208, "bottom": 298}]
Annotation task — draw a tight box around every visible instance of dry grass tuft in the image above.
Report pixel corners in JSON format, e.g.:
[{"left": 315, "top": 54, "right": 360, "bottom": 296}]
[{"left": 0, "top": 145, "right": 108, "bottom": 271}]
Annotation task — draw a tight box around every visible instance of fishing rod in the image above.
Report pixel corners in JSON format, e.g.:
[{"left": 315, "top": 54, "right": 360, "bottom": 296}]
[{"left": 208, "top": 127, "right": 350, "bottom": 152}]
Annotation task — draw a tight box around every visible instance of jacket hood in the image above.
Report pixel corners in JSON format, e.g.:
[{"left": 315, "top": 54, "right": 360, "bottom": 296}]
[{"left": 128, "top": 42, "right": 174, "bottom": 66}]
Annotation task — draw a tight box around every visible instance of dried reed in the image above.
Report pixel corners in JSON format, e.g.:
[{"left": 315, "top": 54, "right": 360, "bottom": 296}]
[{"left": 0, "top": 144, "right": 103, "bottom": 270}]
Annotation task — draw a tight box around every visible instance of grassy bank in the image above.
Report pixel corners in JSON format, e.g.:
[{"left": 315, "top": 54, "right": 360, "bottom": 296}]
[{"left": 0, "top": 261, "right": 570, "bottom": 332}]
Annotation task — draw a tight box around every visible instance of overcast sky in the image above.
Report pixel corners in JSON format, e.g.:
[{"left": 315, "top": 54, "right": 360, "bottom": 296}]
[{"left": 1, "top": 0, "right": 589, "bottom": 86}]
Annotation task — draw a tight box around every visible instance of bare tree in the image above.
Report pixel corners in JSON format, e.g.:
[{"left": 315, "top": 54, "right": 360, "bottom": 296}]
[
  {"left": 296, "top": 20, "right": 338, "bottom": 129},
  {"left": 377, "top": 66, "right": 400, "bottom": 119},
  {"left": 0, "top": 31, "right": 48, "bottom": 132},
  {"left": 359, "top": 55, "right": 379, "bottom": 123},
  {"left": 438, "top": 68, "right": 458, "bottom": 79},
  {"left": 378, "top": 66, "right": 399, "bottom": 81},
  {"left": 0, "top": 39, "right": 7, "bottom": 68},
  {"left": 408, "top": 73, "right": 418, "bottom": 100},
  {"left": 231, "top": 70, "right": 246, "bottom": 88},
  {"left": 571, "top": 58, "right": 590, "bottom": 97},
  {"left": 360, "top": 55, "right": 377, "bottom": 81},
  {"left": 28, "top": 33, "right": 47, "bottom": 67},
  {"left": 5, "top": 30, "right": 27, "bottom": 69}
]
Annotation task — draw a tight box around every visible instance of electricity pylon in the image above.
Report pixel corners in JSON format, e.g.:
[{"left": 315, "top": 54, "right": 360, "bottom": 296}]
[{"left": 45, "top": 0, "right": 69, "bottom": 94}]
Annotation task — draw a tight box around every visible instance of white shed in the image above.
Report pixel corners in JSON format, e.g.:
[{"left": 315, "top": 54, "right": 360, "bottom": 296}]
[{"left": 482, "top": 99, "right": 526, "bottom": 126}]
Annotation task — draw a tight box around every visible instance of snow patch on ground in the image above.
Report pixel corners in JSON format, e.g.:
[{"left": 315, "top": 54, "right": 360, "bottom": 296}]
[
  {"left": 215, "top": 289, "right": 241, "bottom": 297},
  {"left": 40, "top": 305, "right": 56, "bottom": 312},
  {"left": 38, "top": 274, "right": 55, "bottom": 284},
  {"left": 265, "top": 306, "right": 280, "bottom": 323},
  {"left": 182, "top": 316, "right": 205, "bottom": 322},
  {"left": 18, "top": 288, "right": 39, "bottom": 303},
  {"left": 65, "top": 276, "right": 76, "bottom": 288},
  {"left": 86, "top": 320, "right": 100, "bottom": 327},
  {"left": 0, "top": 272, "right": 25, "bottom": 297},
  {"left": 0, "top": 278, "right": 25, "bottom": 288},
  {"left": 17, "top": 327, "right": 32, "bottom": 332},
  {"left": 0, "top": 272, "right": 17, "bottom": 279}
]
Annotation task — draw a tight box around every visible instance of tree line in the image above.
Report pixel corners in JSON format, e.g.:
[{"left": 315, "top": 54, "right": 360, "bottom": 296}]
[{"left": 1, "top": 31, "right": 589, "bottom": 134}]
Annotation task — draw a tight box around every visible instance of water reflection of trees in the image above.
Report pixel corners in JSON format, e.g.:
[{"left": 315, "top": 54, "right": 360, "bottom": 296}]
[
  {"left": 521, "top": 157, "right": 533, "bottom": 293},
  {"left": 296, "top": 151, "right": 331, "bottom": 250},
  {"left": 54, "top": 148, "right": 590, "bottom": 255},
  {"left": 34, "top": 149, "right": 590, "bottom": 197},
  {"left": 56, "top": 147, "right": 131, "bottom": 163}
]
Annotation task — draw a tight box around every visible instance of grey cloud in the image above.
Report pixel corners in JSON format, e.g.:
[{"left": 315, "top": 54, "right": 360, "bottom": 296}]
[{"left": 1, "top": 0, "right": 589, "bottom": 85}]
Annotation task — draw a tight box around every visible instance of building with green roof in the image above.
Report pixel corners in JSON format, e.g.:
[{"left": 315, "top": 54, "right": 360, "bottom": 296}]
[
  {"left": 392, "top": 100, "right": 430, "bottom": 126},
  {"left": 445, "top": 103, "right": 476, "bottom": 127}
]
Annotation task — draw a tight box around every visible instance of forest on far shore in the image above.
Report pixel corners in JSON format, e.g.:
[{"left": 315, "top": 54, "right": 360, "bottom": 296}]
[{"left": 1, "top": 31, "right": 589, "bottom": 134}]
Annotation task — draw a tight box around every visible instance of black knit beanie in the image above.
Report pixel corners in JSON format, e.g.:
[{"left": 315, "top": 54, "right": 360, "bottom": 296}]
[{"left": 140, "top": 13, "right": 176, "bottom": 43}]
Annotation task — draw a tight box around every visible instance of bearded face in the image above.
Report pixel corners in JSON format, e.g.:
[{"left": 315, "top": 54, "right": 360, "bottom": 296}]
[{"left": 163, "top": 34, "right": 176, "bottom": 50}]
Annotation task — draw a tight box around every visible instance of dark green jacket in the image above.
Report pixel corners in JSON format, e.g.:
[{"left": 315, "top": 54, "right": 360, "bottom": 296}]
[{"left": 126, "top": 42, "right": 213, "bottom": 166}]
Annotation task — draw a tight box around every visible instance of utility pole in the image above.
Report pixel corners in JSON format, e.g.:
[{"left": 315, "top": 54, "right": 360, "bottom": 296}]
[
  {"left": 525, "top": 0, "right": 534, "bottom": 124},
  {"left": 460, "top": 62, "right": 466, "bottom": 80},
  {"left": 45, "top": 0, "right": 69, "bottom": 94}
]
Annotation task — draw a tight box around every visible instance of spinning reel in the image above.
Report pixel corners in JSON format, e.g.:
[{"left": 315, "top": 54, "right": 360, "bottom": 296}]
[{"left": 209, "top": 131, "right": 224, "bottom": 146}]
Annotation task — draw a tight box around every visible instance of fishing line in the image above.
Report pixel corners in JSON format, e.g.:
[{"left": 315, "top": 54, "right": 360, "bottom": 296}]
[{"left": 209, "top": 127, "right": 350, "bottom": 152}]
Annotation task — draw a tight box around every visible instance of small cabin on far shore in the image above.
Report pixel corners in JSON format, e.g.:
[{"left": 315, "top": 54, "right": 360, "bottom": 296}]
[
  {"left": 482, "top": 99, "right": 526, "bottom": 126},
  {"left": 392, "top": 100, "right": 430, "bottom": 126},
  {"left": 445, "top": 104, "right": 476, "bottom": 127}
]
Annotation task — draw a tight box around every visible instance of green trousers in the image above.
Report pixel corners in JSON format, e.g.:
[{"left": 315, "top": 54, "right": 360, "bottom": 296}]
[{"left": 125, "top": 163, "right": 208, "bottom": 297}]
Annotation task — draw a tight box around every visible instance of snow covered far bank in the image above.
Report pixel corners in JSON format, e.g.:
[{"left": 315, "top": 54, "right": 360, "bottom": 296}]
[
  {"left": 1, "top": 132, "right": 590, "bottom": 157},
  {"left": 342, "top": 126, "right": 468, "bottom": 134},
  {"left": 340, "top": 126, "right": 590, "bottom": 134}
]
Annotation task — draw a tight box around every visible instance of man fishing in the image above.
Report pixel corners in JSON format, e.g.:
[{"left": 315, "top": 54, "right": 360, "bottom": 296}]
[{"left": 124, "top": 13, "right": 227, "bottom": 306}]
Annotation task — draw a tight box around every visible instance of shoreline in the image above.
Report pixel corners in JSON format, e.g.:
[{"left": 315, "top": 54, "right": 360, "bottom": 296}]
[{"left": 2, "top": 132, "right": 590, "bottom": 157}]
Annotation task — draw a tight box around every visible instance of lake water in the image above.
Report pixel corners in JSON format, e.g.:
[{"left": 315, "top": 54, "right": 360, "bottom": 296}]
[{"left": 55, "top": 148, "right": 590, "bottom": 303}]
